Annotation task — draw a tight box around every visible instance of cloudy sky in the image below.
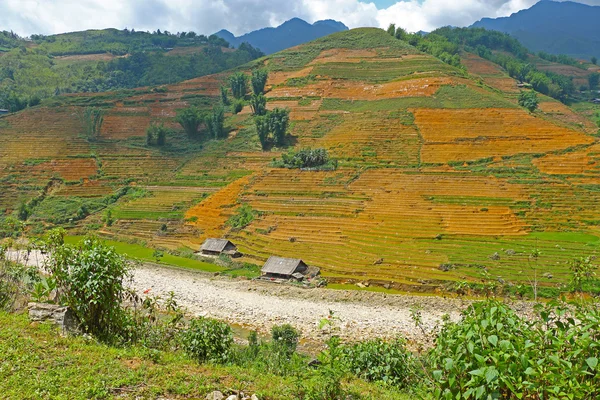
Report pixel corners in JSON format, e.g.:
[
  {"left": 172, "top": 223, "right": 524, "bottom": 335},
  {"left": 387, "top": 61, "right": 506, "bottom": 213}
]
[{"left": 1, "top": 0, "right": 599, "bottom": 37}]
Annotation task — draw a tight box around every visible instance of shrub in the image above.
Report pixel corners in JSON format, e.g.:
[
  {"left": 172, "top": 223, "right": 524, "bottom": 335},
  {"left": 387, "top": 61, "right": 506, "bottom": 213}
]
[
  {"left": 233, "top": 99, "right": 244, "bottom": 114},
  {"left": 227, "top": 204, "right": 255, "bottom": 229},
  {"left": 43, "top": 232, "right": 131, "bottom": 343},
  {"left": 180, "top": 317, "right": 233, "bottom": 364},
  {"left": 429, "top": 300, "right": 600, "bottom": 399},
  {"left": 268, "top": 108, "right": 289, "bottom": 145},
  {"left": 271, "top": 324, "right": 299, "bottom": 356},
  {"left": 518, "top": 90, "right": 539, "bottom": 112},
  {"left": 279, "top": 148, "right": 337, "bottom": 170},
  {"left": 344, "top": 338, "right": 416, "bottom": 387}
]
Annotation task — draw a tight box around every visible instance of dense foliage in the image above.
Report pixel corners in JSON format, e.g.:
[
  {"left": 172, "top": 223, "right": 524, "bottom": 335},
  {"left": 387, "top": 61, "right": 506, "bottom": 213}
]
[
  {"left": 518, "top": 90, "right": 539, "bottom": 113},
  {"left": 253, "top": 107, "right": 290, "bottom": 149},
  {"left": 430, "top": 27, "right": 579, "bottom": 102},
  {"left": 180, "top": 317, "right": 234, "bottom": 363},
  {"left": 0, "top": 29, "right": 263, "bottom": 112},
  {"left": 43, "top": 231, "right": 131, "bottom": 342},
  {"left": 430, "top": 300, "right": 600, "bottom": 399},
  {"left": 278, "top": 148, "right": 337, "bottom": 170},
  {"left": 229, "top": 71, "right": 248, "bottom": 99},
  {"left": 251, "top": 68, "right": 268, "bottom": 95}
]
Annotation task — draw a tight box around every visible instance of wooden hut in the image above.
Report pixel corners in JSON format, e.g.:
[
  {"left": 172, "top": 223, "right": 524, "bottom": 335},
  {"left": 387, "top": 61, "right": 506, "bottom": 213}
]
[
  {"left": 261, "top": 256, "right": 308, "bottom": 280},
  {"left": 199, "top": 238, "right": 238, "bottom": 257}
]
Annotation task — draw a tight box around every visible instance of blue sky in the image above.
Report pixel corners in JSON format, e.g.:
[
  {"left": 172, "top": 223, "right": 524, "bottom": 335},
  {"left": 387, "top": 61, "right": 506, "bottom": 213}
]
[{"left": 0, "top": 0, "right": 599, "bottom": 37}]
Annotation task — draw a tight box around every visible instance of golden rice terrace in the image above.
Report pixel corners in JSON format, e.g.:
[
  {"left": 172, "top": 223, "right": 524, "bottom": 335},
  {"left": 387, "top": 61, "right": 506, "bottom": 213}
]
[{"left": 2, "top": 28, "right": 600, "bottom": 291}]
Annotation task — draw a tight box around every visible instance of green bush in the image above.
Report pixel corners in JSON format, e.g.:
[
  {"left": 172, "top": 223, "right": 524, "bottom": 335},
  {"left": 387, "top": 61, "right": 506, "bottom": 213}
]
[
  {"left": 180, "top": 317, "right": 233, "bottom": 364},
  {"left": 271, "top": 324, "right": 299, "bottom": 356},
  {"left": 233, "top": 100, "right": 244, "bottom": 114},
  {"left": 278, "top": 148, "right": 337, "bottom": 170},
  {"left": 43, "top": 232, "right": 131, "bottom": 343},
  {"left": 226, "top": 204, "right": 255, "bottom": 229},
  {"left": 429, "top": 300, "right": 600, "bottom": 399},
  {"left": 344, "top": 338, "right": 416, "bottom": 387}
]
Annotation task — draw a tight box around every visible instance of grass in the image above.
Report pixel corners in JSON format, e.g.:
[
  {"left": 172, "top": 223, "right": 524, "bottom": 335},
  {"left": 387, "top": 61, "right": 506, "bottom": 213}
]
[
  {"left": 65, "top": 236, "right": 225, "bottom": 273},
  {"left": 0, "top": 312, "right": 413, "bottom": 400}
]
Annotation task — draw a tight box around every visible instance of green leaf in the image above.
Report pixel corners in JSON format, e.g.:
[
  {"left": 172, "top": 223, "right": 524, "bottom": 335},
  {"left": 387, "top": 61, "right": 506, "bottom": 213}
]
[
  {"left": 485, "top": 367, "right": 499, "bottom": 384},
  {"left": 487, "top": 335, "right": 498, "bottom": 347},
  {"left": 586, "top": 357, "right": 598, "bottom": 370},
  {"left": 433, "top": 370, "right": 443, "bottom": 381},
  {"left": 469, "top": 368, "right": 485, "bottom": 377}
]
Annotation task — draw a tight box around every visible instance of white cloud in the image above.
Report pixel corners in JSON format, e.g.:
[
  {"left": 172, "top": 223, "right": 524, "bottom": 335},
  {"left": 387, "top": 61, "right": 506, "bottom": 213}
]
[{"left": 0, "top": 0, "right": 598, "bottom": 37}]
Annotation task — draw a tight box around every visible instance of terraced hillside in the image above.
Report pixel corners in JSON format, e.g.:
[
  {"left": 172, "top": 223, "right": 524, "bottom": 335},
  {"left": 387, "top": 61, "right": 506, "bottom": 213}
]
[{"left": 2, "top": 28, "right": 600, "bottom": 292}]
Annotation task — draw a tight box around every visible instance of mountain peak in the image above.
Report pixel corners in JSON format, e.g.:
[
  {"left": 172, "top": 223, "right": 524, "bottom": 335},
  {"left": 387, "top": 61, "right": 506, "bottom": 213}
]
[{"left": 213, "top": 18, "right": 348, "bottom": 55}]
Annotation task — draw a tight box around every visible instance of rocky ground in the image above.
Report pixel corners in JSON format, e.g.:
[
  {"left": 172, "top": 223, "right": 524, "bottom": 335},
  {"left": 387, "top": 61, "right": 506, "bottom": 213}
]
[
  {"left": 131, "top": 263, "right": 470, "bottom": 347},
  {"left": 6, "top": 249, "right": 534, "bottom": 347}
]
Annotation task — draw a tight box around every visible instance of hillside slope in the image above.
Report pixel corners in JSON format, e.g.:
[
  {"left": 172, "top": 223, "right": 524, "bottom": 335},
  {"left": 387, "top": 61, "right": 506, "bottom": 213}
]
[
  {"left": 472, "top": 1, "right": 600, "bottom": 60},
  {"left": 1, "top": 28, "right": 599, "bottom": 292},
  {"left": 214, "top": 18, "right": 348, "bottom": 55}
]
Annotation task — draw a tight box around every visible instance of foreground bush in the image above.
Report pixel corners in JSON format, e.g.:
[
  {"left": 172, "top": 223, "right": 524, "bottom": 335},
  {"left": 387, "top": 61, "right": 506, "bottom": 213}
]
[
  {"left": 181, "top": 317, "right": 233, "bottom": 364},
  {"left": 44, "top": 232, "right": 131, "bottom": 343},
  {"left": 344, "top": 338, "right": 416, "bottom": 388},
  {"left": 429, "top": 300, "right": 600, "bottom": 399}
]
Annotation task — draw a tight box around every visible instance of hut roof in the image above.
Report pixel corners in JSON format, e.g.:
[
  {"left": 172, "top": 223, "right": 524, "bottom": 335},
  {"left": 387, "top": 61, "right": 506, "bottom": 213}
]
[
  {"left": 200, "top": 238, "right": 234, "bottom": 253},
  {"left": 262, "top": 256, "right": 306, "bottom": 276}
]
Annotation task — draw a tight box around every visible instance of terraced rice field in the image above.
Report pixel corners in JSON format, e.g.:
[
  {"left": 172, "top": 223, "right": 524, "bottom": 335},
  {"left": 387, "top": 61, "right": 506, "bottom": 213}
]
[{"left": 2, "top": 28, "right": 600, "bottom": 292}]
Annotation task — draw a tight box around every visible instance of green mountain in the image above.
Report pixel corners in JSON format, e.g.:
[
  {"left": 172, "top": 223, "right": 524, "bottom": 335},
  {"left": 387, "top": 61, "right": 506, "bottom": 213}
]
[
  {"left": 0, "top": 29, "right": 263, "bottom": 112},
  {"left": 472, "top": 1, "right": 600, "bottom": 61}
]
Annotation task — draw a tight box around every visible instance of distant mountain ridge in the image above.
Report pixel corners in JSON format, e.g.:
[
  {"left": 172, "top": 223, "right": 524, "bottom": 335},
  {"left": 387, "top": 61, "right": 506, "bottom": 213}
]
[
  {"left": 472, "top": 1, "right": 600, "bottom": 60},
  {"left": 214, "top": 18, "right": 348, "bottom": 55}
]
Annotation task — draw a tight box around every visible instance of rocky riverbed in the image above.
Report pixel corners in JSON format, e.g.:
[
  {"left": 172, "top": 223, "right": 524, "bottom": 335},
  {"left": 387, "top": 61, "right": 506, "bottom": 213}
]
[{"left": 7, "top": 249, "right": 534, "bottom": 347}]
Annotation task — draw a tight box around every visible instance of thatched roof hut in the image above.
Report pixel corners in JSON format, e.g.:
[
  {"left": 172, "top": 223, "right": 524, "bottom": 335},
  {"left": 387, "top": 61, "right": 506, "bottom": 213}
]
[
  {"left": 261, "top": 256, "right": 308, "bottom": 280},
  {"left": 199, "top": 238, "right": 237, "bottom": 256}
]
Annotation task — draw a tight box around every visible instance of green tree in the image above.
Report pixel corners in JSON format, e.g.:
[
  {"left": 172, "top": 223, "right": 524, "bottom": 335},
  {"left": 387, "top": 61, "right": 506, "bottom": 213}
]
[
  {"left": 589, "top": 73, "right": 600, "bottom": 91},
  {"left": 592, "top": 56, "right": 598, "bottom": 65},
  {"left": 570, "top": 256, "right": 597, "bottom": 292},
  {"left": 80, "top": 107, "right": 104, "bottom": 142},
  {"left": 268, "top": 108, "right": 290, "bottom": 146},
  {"left": 518, "top": 90, "right": 539, "bottom": 112},
  {"left": 206, "top": 105, "right": 226, "bottom": 139},
  {"left": 220, "top": 86, "right": 230, "bottom": 106},
  {"left": 17, "top": 201, "right": 30, "bottom": 221},
  {"left": 251, "top": 69, "right": 268, "bottom": 95},
  {"left": 395, "top": 26, "right": 407, "bottom": 41},
  {"left": 387, "top": 23, "right": 396, "bottom": 37},
  {"left": 250, "top": 94, "right": 267, "bottom": 116},
  {"left": 254, "top": 115, "right": 270, "bottom": 150},
  {"left": 146, "top": 122, "right": 170, "bottom": 146},
  {"left": 176, "top": 106, "right": 203, "bottom": 138},
  {"left": 229, "top": 72, "right": 248, "bottom": 99}
]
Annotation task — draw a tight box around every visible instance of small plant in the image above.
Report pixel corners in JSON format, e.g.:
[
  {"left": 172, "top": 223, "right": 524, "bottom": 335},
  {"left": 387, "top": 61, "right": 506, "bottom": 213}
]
[
  {"left": 29, "top": 277, "right": 56, "bottom": 303},
  {"left": 152, "top": 249, "right": 164, "bottom": 263},
  {"left": 570, "top": 256, "right": 597, "bottom": 292},
  {"left": 180, "top": 317, "right": 233, "bottom": 364}
]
